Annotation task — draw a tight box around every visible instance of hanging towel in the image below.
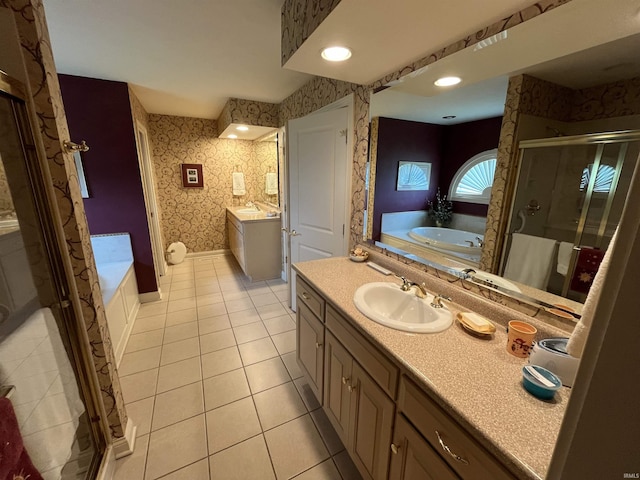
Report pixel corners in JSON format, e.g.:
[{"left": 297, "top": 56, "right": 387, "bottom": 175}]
[
  {"left": 0, "top": 397, "right": 44, "bottom": 480},
  {"left": 232, "top": 172, "right": 246, "bottom": 196},
  {"left": 557, "top": 241, "right": 574, "bottom": 275},
  {"left": 566, "top": 228, "right": 618, "bottom": 358},
  {"left": 265, "top": 172, "right": 278, "bottom": 195},
  {"left": 569, "top": 246, "right": 606, "bottom": 294},
  {"left": 503, "top": 233, "right": 557, "bottom": 290}
]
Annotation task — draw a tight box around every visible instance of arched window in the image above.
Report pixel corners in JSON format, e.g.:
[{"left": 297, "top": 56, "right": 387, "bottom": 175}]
[{"left": 448, "top": 148, "right": 497, "bottom": 205}]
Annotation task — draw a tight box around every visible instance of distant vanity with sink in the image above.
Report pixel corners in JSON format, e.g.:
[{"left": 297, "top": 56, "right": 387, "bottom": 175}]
[
  {"left": 294, "top": 255, "right": 570, "bottom": 480},
  {"left": 226, "top": 204, "right": 282, "bottom": 282}
]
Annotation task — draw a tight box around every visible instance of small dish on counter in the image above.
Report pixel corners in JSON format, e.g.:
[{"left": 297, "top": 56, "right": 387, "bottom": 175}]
[
  {"left": 349, "top": 248, "right": 369, "bottom": 262},
  {"left": 522, "top": 365, "right": 562, "bottom": 400},
  {"left": 456, "top": 311, "right": 495, "bottom": 336}
]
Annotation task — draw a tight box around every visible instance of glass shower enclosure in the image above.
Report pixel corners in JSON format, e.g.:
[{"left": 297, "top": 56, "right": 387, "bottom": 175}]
[{"left": 502, "top": 130, "right": 640, "bottom": 302}]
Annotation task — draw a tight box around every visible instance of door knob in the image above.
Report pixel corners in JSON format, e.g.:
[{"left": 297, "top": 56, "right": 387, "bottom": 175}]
[{"left": 290, "top": 229, "right": 301, "bottom": 236}]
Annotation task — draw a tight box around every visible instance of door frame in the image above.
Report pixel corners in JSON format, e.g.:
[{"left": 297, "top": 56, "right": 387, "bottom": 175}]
[
  {"left": 284, "top": 94, "right": 354, "bottom": 308},
  {"left": 135, "top": 122, "right": 167, "bottom": 287}
]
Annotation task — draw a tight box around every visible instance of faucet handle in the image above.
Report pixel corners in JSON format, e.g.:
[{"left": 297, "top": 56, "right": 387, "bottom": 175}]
[{"left": 430, "top": 294, "right": 452, "bottom": 309}]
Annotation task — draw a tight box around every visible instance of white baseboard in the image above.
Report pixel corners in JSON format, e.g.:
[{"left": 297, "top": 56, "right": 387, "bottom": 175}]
[
  {"left": 139, "top": 290, "right": 161, "bottom": 303},
  {"left": 96, "top": 445, "right": 116, "bottom": 480},
  {"left": 113, "top": 418, "right": 137, "bottom": 459},
  {"left": 185, "top": 249, "right": 230, "bottom": 258}
]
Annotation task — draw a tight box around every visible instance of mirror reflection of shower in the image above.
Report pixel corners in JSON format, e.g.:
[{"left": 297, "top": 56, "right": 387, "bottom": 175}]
[{"left": 502, "top": 130, "right": 640, "bottom": 302}]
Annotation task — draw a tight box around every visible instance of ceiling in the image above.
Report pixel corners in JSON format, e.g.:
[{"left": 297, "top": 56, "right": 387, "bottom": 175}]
[{"left": 42, "top": 0, "right": 640, "bottom": 123}]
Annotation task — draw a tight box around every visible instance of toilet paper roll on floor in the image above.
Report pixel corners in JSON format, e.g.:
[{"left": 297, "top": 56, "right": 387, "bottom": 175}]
[{"left": 167, "top": 241, "right": 187, "bottom": 265}]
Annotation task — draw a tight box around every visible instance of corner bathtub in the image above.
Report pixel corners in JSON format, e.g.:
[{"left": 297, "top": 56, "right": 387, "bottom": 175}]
[{"left": 408, "top": 227, "right": 483, "bottom": 255}]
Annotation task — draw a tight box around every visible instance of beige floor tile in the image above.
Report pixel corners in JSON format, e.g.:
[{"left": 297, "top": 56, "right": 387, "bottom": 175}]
[
  {"left": 194, "top": 277, "right": 218, "bottom": 288},
  {"left": 125, "top": 330, "right": 164, "bottom": 354},
  {"left": 310, "top": 408, "right": 345, "bottom": 456},
  {"left": 333, "top": 450, "right": 363, "bottom": 480},
  {"left": 250, "top": 292, "right": 280, "bottom": 307},
  {"left": 294, "top": 377, "right": 321, "bottom": 412},
  {"left": 145, "top": 415, "right": 207, "bottom": 480},
  {"left": 171, "top": 273, "right": 194, "bottom": 283},
  {"left": 168, "top": 288, "right": 196, "bottom": 301},
  {"left": 163, "top": 322, "right": 198, "bottom": 344},
  {"left": 152, "top": 381, "right": 204, "bottom": 431},
  {"left": 275, "top": 290, "right": 289, "bottom": 302},
  {"left": 113, "top": 434, "right": 149, "bottom": 480},
  {"left": 170, "top": 280, "right": 196, "bottom": 292},
  {"left": 293, "top": 459, "right": 341, "bottom": 480},
  {"left": 198, "top": 315, "right": 231, "bottom": 335},
  {"left": 157, "top": 459, "right": 209, "bottom": 479},
  {"left": 225, "top": 298, "right": 255, "bottom": 313},
  {"left": 196, "top": 283, "right": 222, "bottom": 296},
  {"left": 203, "top": 368, "right": 250, "bottom": 411},
  {"left": 244, "top": 357, "right": 291, "bottom": 393},
  {"left": 167, "top": 297, "right": 197, "bottom": 313},
  {"left": 271, "top": 330, "right": 296, "bottom": 355},
  {"left": 264, "top": 415, "right": 330, "bottom": 480},
  {"left": 120, "top": 369, "right": 158, "bottom": 403},
  {"left": 233, "top": 322, "right": 269, "bottom": 344},
  {"left": 238, "top": 337, "right": 278, "bottom": 366},
  {"left": 201, "top": 346, "right": 243, "bottom": 379},
  {"left": 205, "top": 397, "right": 262, "bottom": 454},
  {"left": 218, "top": 280, "right": 245, "bottom": 293},
  {"left": 156, "top": 357, "right": 201, "bottom": 394},
  {"left": 266, "top": 278, "right": 288, "bottom": 290},
  {"left": 209, "top": 434, "right": 275, "bottom": 480},
  {"left": 263, "top": 315, "right": 296, "bottom": 335},
  {"left": 196, "top": 292, "right": 224, "bottom": 307},
  {"left": 253, "top": 382, "right": 307, "bottom": 430},
  {"left": 137, "top": 302, "right": 168, "bottom": 319},
  {"left": 257, "top": 303, "right": 289, "bottom": 320},
  {"left": 228, "top": 308, "right": 262, "bottom": 327},
  {"left": 199, "top": 329, "right": 236, "bottom": 354},
  {"left": 221, "top": 290, "right": 249, "bottom": 301},
  {"left": 119, "top": 347, "right": 162, "bottom": 377},
  {"left": 126, "top": 397, "right": 154, "bottom": 437},
  {"left": 165, "top": 308, "right": 198, "bottom": 327},
  {"left": 197, "top": 302, "right": 227, "bottom": 320},
  {"left": 280, "top": 352, "right": 303, "bottom": 380},
  {"left": 132, "top": 314, "right": 166, "bottom": 335},
  {"left": 244, "top": 283, "right": 270, "bottom": 296},
  {"left": 160, "top": 337, "right": 200, "bottom": 366}
]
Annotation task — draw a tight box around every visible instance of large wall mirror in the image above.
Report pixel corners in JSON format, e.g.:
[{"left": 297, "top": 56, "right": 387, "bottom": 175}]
[{"left": 364, "top": 0, "right": 640, "bottom": 320}]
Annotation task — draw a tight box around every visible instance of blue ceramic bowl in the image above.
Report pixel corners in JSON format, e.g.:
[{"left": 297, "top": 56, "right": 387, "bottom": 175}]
[{"left": 522, "top": 365, "right": 562, "bottom": 400}]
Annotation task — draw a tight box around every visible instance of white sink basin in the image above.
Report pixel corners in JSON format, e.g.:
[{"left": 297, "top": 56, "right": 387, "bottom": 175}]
[
  {"left": 353, "top": 282, "right": 453, "bottom": 333},
  {"left": 235, "top": 207, "right": 261, "bottom": 214}
]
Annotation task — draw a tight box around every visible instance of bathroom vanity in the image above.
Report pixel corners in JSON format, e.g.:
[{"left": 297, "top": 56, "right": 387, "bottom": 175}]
[
  {"left": 227, "top": 206, "right": 281, "bottom": 282},
  {"left": 294, "top": 257, "right": 569, "bottom": 480}
]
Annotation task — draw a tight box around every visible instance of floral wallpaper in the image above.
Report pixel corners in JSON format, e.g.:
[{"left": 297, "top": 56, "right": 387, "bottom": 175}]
[
  {"left": 572, "top": 76, "right": 640, "bottom": 121},
  {"left": 1, "top": 0, "right": 126, "bottom": 440},
  {"left": 218, "top": 98, "right": 279, "bottom": 134},
  {"left": 148, "top": 114, "right": 278, "bottom": 253},
  {"left": 281, "top": 0, "right": 342, "bottom": 65},
  {"left": 0, "top": 163, "right": 14, "bottom": 212}
]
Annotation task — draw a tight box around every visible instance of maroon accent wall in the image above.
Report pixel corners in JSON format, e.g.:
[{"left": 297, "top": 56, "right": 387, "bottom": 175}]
[
  {"left": 441, "top": 116, "right": 503, "bottom": 216},
  {"left": 371, "top": 118, "right": 443, "bottom": 240},
  {"left": 59, "top": 74, "right": 157, "bottom": 294},
  {"left": 371, "top": 116, "right": 503, "bottom": 241}
]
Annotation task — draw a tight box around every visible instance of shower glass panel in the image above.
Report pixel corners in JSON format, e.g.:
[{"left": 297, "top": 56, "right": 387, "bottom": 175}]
[
  {"left": 504, "top": 131, "right": 640, "bottom": 302},
  {"left": 0, "top": 76, "right": 103, "bottom": 477}
]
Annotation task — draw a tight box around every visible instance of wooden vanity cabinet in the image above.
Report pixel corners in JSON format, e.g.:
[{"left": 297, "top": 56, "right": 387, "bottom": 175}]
[{"left": 296, "top": 276, "right": 325, "bottom": 403}]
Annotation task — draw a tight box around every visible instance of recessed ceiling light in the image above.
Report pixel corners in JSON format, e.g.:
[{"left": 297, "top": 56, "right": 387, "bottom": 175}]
[
  {"left": 442, "top": 115, "right": 457, "bottom": 119},
  {"left": 434, "top": 76, "right": 462, "bottom": 87},
  {"left": 236, "top": 126, "right": 249, "bottom": 131},
  {"left": 321, "top": 46, "right": 352, "bottom": 62},
  {"left": 228, "top": 134, "right": 238, "bottom": 139}
]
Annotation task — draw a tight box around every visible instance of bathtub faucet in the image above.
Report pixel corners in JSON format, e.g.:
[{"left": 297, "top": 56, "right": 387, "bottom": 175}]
[{"left": 476, "top": 236, "right": 484, "bottom": 247}]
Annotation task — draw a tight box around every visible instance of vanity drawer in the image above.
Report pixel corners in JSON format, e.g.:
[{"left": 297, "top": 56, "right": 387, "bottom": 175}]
[
  {"left": 326, "top": 305, "right": 398, "bottom": 399},
  {"left": 296, "top": 276, "right": 325, "bottom": 321},
  {"left": 227, "top": 211, "right": 243, "bottom": 233},
  {"left": 398, "top": 377, "right": 515, "bottom": 480}
]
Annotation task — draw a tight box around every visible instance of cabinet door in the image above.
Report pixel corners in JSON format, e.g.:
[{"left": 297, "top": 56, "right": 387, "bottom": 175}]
[
  {"left": 349, "top": 362, "right": 395, "bottom": 480},
  {"left": 389, "top": 415, "right": 459, "bottom": 480},
  {"left": 296, "top": 301, "right": 324, "bottom": 403},
  {"left": 323, "top": 331, "right": 353, "bottom": 445}
]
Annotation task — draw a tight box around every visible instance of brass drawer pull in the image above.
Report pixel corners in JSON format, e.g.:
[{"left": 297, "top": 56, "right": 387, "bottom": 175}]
[
  {"left": 390, "top": 443, "right": 399, "bottom": 455},
  {"left": 315, "top": 342, "right": 323, "bottom": 349},
  {"left": 347, "top": 384, "right": 356, "bottom": 393},
  {"left": 341, "top": 376, "right": 349, "bottom": 385},
  {"left": 301, "top": 292, "right": 310, "bottom": 300},
  {"left": 435, "top": 430, "right": 469, "bottom": 465}
]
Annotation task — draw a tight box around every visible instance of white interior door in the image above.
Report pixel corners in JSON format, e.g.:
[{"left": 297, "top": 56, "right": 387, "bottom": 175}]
[
  {"left": 287, "top": 105, "right": 350, "bottom": 310},
  {"left": 136, "top": 122, "right": 166, "bottom": 283}
]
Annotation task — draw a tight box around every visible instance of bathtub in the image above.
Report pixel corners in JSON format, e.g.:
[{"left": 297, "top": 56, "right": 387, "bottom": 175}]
[{"left": 408, "top": 227, "right": 483, "bottom": 255}]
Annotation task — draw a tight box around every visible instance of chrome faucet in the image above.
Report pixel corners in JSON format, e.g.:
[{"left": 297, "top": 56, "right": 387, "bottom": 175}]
[{"left": 398, "top": 276, "right": 428, "bottom": 298}]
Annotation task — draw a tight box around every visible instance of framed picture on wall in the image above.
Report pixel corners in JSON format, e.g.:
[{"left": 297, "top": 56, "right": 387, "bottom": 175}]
[
  {"left": 181, "top": 163, "right": 203, "bottom": 188},
  {"left": 397, "top": 161, "right": 431, "bottom": 191}
]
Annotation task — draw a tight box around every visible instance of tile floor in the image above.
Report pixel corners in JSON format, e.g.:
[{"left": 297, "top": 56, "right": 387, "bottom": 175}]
[{"left": 114, "top": 254, "right": 362, "bottom": 480}]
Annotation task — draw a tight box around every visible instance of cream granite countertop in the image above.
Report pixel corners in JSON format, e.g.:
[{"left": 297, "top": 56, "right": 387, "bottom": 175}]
[
  {"left": 226, "top": 205, "right": 280, "bottom": 223},
  {"left": 294, "top": 256, "right": 570, "bottom": 480}
]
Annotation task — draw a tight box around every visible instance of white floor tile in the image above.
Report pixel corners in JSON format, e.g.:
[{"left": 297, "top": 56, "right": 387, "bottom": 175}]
[
  {"left": 203, "top": 368, "right": 251, "bottom": 411},
  {"left": 156, "top": 357, "right": 201, "bottom": 394},
  {"left": 253, "top": 382, "right": 307, "bottom": 430},
  {"left": 209, "top": 434, "right": 275, "bottom": 480},
  {"left": 152, "top": 382, "right": 204, "bottom": 431},
  {"left": 205, "top": 397, "right": 262, "bottom": 454}
]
